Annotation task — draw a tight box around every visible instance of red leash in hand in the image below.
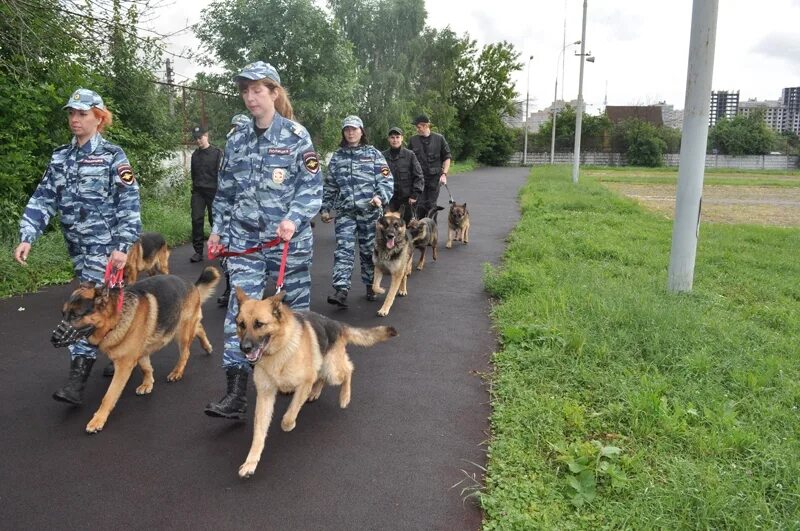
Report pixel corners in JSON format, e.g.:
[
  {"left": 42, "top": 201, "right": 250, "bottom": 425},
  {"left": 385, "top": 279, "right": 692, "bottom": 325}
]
[
  {"left": 208, "top": 237, "right": 290, "bottom": 293},
  {"left": 103, "top": 261, "right": 125, "bottom": 312}
]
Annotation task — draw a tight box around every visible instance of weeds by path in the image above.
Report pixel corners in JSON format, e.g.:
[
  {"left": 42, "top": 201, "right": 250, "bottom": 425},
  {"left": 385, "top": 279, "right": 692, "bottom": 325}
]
[{"left": 482, "top": 165, "right": 800, "bottom": 529}]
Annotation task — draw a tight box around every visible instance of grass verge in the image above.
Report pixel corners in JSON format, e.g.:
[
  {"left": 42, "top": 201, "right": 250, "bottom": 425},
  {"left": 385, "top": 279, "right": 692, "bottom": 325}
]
[{"left": 481, "top": 165, "right": 800, "bottom": 529}]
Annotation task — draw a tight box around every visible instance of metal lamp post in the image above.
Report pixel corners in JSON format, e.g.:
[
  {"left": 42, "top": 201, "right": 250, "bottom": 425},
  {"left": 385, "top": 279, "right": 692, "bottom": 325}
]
[
  {"left": 523, "top": 55, "right": 533, "bottom": 165},
  {"left": 550, "top": 41, "right": 581, "bottom": 164},
  {"left": 572, "top": 0, "right": 589, "bottom": 184}
]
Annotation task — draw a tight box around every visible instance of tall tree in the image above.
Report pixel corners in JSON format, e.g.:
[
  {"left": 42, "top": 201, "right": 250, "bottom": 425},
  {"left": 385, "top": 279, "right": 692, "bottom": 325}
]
[
  {"left": 709, "top": 112, "right": 776, "bottom": 155},
  {"left": 195, "top": 0, "right": 360, "bottom": 152}
]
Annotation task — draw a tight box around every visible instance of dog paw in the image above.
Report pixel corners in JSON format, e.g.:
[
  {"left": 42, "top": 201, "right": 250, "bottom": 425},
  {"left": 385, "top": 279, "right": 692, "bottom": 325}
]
[
  {"left": 377, "top": 308, "right": 389, "bottom": 317},
  {"left": 372, "top": 286, "right": 385, "bottom": 295},
  {"left": 136, "top": 382, "right": 154, "bottom": 395},
  {"left": 281, "top": 417, "right": 296, "bottom": 432},
  {"left": 445, "top": 242, "right": 452, "bottom": 249},
  {"left": 463, "top": 240, "right": 468, "bottom": 245},
  {"left": 238, "top": 461, "right": 258, "bottom": 479},
  {"left": 167, "top": 371, "right": 184, "bottom": 382},
  {"left": 85, "top": 416, "right": 106, "bottom": 434},
  {"left": 416, "top": 265, "right": 424, "bottom": 271},
  {"left": 398, "top": 289, "right": 407, "bottom": 297}
]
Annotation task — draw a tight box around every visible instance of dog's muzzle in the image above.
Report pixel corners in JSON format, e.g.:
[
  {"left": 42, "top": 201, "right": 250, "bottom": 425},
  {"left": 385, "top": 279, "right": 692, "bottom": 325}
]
[
  {"left": 51, "top": 320, "right": 94, "bottom": 348},
  {"left": 240, "top": 337, "right": 269, "bottom": 364}
]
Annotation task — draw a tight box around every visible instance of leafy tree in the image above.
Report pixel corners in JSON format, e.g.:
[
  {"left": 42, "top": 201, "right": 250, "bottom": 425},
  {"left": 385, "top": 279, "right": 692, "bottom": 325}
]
[
  {"left": 611, "top": 119, "right": 667, "bottom": 166},
  {"left": 195, "top": 0, "right": 360, "bottom": 153},
  {"left": 451, "top": 40, "right": 521, "bottom": 159},
  {"left": 531, "top": 105, "right": 611, "bottom": 153},
  {"left": 708, "top": 112, "right": 775, "bottom": 155}
]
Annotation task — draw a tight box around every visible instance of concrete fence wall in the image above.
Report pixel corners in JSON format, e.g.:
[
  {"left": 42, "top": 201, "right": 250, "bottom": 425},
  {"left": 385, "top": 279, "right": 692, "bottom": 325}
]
[{"left": 510, "top": 152, "right": 800, "bottom": 170}]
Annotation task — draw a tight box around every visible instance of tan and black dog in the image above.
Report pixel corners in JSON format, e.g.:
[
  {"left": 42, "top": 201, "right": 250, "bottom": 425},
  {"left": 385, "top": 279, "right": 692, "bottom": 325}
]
[
  {"left": 124, "top": 232, "right": 171, "bottom": 283},
  {"left": 446, "top": 202, "right": 470, "bottom": 248},
  {"left": 372, "top": 208, "right": 414, "bottom": 317},
  {"left": 407, "top": 205, "right": 444, "bottom": 271},
  {"left": 234, "top": 289, "right": 397, "bottom": 478},
  {"left": 51, "top": 267, "right": 220, "bottom": 433}
]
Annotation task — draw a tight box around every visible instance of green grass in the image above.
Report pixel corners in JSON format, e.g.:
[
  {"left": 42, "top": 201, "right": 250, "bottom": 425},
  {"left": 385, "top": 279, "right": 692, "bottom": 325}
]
[
  {"left": 584, "top": 165, "right": 800, "bottom": 187},
  {"left": 481, "top": 165, "right": 800, "bottom": 529},
  {"left": 0, "top": 182, "right": 192, "bottom": 298},
  {"left": 450, "top": 158, "right": 479, "bottom": 175}
]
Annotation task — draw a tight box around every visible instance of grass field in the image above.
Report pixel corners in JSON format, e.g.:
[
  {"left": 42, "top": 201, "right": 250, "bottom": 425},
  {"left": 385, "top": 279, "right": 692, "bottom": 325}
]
[
  {"left": 584, "top": 166, "right": 800, "bottom": 227},
  {"left": 481, "top": 165, "right": 800, "bottom": 529}
]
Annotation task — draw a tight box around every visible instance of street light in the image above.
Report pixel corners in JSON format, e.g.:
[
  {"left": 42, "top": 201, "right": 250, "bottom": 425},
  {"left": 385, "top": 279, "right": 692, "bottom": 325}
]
[
  {"left": 572, "top": 0, "right": 589, "bottom": 184},
  {"left": 523, "top": 55, "right": 533, "bottom": 165},
  {"left": 550, "top": 40, "right": 581, "bottom": 164}
]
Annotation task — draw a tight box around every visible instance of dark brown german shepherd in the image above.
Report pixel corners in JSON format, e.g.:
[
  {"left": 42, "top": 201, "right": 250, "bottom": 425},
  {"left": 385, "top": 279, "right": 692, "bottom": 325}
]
[
  {"left": 372, "top": 208, "right": 414, "bottom": 317},
  {"left": 51, "top": 267, "right": 220, "bottom": 433},
  {"left": 124, "top": 232, "right": 170, "bottom": 283},
  {"left": 408, "top": 205, "right": 443, "bottom": 271},
  {"left": 234, "top": 289, "right": 398, "bottom": 478},
  {"left": 446, "top": 202, "right": 470, "bottom": 248}
]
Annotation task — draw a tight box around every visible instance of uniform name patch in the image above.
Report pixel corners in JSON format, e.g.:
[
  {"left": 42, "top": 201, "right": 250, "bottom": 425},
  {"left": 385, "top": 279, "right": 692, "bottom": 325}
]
[
  {"left": 360, "top": 158, "right": 373, "bottom": 163},
  {"left": 268, "top": 147, "right": 291, "bottom": 155},
  {"left": 302, "top": 151, "right": 320, "bottom": 174},
  {"left": 380, "top": 166, "right": 391, "bottom": 178},
  {"left": 117, "top": 163, "right": 135, "bottom": 185},
  {"left": 81, "top": 156, "right": 106, "bottom": 166}
]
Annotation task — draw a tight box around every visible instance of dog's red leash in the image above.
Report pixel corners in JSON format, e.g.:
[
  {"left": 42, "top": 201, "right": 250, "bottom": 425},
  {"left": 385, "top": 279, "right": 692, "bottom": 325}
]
[
  {"left": 208, "top": 237, "right": 290, "bottom": 293},
  {"left": 103, "top": 261, "right": 125, "bottom": 312}
]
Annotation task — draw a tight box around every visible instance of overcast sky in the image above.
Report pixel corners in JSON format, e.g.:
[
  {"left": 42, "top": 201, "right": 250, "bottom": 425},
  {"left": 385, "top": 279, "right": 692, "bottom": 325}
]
[{"left": 148, "top": 0, "right": 800, "bottom": 114}]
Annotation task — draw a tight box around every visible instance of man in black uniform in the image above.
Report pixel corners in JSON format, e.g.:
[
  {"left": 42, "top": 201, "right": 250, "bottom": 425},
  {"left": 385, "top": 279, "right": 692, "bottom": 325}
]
[
  {"left": 383, "top": 126, "right": 424, "bottom": 222},
  {"left": 408, "top": 114, "right": 452, "bottom": 214},
  {"left": 189, "top": 125, "right": 223, "bottom": 262}
]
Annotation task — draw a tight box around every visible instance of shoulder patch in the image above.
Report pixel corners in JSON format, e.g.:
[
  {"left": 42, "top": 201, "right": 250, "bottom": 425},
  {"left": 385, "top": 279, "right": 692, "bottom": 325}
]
[
  {"left": 302, "top": 151, "right": 320, "bottom": 174},
  {"left": 380, "top": 166, "right": 391, "bottom": 178},
  {"left": 117, "top": 163, "right": 135, "bottom": 185}
]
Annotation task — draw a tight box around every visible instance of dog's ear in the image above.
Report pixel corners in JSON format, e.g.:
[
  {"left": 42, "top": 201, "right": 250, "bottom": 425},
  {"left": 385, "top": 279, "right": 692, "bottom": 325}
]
[
  {"left": 79, "top": 281, "right": 96, "bottom": 290},
  {"left": 271, "top": 292, "right": 287, "bottom": 320},
  {"left": 272, "top": 290, "right": 287, "bottom": 303},
  {"left": 235, "top": 286, "right": 248, "bottom": 305},
  {"left": 398, "top": 203, "right": 406, "bottom": 219}
]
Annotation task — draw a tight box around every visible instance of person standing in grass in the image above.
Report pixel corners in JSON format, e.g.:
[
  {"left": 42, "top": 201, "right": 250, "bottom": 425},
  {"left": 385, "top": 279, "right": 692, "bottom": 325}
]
[
  {"left": 189, "top": 125, "right": 223, "bottom": 263},
  {"left": 14, "top": 88, "right": 141, "bottom": 405}
]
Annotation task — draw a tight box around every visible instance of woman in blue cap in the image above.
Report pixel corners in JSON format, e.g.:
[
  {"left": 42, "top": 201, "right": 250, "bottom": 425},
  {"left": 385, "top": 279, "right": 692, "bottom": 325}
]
[
  {"left": 14, "top": 88, "right": 142, "bottom": 405},
  {"left": 320, "top": 115, "right": 394, "bottom": 308},
  {"left": 204, "top": 61, "right": 322, "bottom": 420}
]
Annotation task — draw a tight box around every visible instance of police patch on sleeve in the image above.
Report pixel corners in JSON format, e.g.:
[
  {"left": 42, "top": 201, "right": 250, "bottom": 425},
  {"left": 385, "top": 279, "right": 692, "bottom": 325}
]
[
  {"left": 302, "top": 151, "right": 320, "bottom": 174},
  {"left": 380, "top": 166, "right": 390, "bottom": 178},
  {"left": 117, "top": 163, "right": 135, "bottom": 185}
]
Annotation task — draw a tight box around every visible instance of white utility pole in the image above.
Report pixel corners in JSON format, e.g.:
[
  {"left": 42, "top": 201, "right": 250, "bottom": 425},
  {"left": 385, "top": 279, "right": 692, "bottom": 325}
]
[
  {"left": 668, "top": 0, "right": 719, "bottom": 292},
  {"left": 550, "top": 77, "right": 558, "bottom": 164},
  {"left": 571, "top": 0, "right": 588, "bottom": 184},
  {"left": 523, "top": 55, "right": 533, "bottom": 165}
]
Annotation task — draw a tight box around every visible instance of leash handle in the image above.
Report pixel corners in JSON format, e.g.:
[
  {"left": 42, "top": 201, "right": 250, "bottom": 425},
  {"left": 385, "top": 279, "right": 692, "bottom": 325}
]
[{"left": 206, "top": 238, "right": 290, "bottom": 295}]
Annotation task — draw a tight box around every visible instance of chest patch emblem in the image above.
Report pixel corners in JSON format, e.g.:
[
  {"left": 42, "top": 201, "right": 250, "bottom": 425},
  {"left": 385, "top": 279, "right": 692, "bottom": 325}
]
[{"left": 272, "top": 168, "right": 286, "bottom": 184}]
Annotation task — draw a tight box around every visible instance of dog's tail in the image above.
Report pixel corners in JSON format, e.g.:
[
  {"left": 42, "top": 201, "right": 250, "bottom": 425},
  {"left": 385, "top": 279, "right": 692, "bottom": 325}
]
[
  {"left": 195, "top": 266, "right": 221, "bottom": 303},
  {"left": 342, "top": 324, "right": 398, "bottom": 346}
]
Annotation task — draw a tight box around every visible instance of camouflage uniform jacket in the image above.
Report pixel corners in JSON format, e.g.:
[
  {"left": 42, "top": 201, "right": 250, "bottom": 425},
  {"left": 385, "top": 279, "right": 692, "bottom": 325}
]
[
  {"left": 322, "top": 145, "right": 394, "bottom": 215},
  {"left": 212, "top": 112, "right": 321, "bottom": 252},
  {"left": 19, "top": 133, "right": 142, "bottom": 254}
]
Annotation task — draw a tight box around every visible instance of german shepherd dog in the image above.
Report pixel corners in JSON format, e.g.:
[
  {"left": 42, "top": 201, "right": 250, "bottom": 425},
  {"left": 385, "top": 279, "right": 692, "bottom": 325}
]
[
  {"left": 372, "top": 207, "right": 414, "bottom": 317},
  {"left": 446, "top": 202, "right": 470, "bottom": 248},
  {"left": 234, "top": 289, "right": 397, "bottom": 478},
  {"left": 408, "top": 205, "right": 444, "bottom": 271},
  {"left": 124, "top": 232, "right": 170, "bottom": 283},
  {"left": 51, "top": 267, "right": 220, "bottom": 433}
]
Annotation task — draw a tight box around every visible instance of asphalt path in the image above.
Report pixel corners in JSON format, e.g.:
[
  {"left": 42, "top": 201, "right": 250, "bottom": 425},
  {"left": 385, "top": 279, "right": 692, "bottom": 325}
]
[{"left": 0, "top": 166, "right": 528, "bottom": 530}]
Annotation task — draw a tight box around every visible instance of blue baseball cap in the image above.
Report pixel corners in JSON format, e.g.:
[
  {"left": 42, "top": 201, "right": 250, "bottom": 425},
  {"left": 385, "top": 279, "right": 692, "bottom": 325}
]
[
  {"left": 233, "top": 61, "right": 281, "bottom": 85},
  {"left": 63, "top": 88, "right": 105, "bottom": 111},
  {"left": 342, "top": 115, "right": 364, "bottom": 130}
]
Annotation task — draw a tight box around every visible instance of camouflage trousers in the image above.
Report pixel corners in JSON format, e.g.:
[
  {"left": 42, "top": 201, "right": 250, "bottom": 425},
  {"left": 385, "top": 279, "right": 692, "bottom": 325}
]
[
  {"left": 67, "top": 250, "right": 108, "bottom": 360},
  {"left": 222, "top": 240, "right": 313, "bottom": 370},
  {"left": 332, "top": 209, "right": 381, "bottom": 292}
]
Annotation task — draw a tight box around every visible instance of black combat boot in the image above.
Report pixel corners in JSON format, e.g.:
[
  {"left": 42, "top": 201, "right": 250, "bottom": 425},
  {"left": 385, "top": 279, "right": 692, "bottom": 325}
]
[
  {"left": 204, "top": 366, "right": 249, "bottom": 419},
  {"left": 366, "top": 285, "right": 376, "bottom": 301},
  {"left": 52, "top": 357, "right": 95, "bottom": 405},
  {"left": 217, "top": 272, "right": 231, "bottom": 307},
  {"left": 327, "top": 289, "right": 348, "bottom": 308}
]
